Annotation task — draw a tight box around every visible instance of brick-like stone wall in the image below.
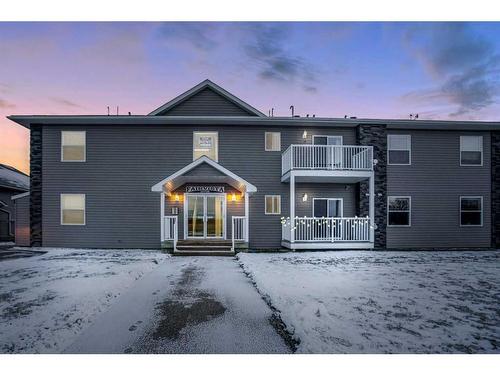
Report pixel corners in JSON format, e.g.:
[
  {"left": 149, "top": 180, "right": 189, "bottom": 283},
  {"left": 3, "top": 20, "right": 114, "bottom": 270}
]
[
  {"left": 491, "top": 131, "right": 500, "bottom": 248},
  {"left": 30, "top": 125, "right": 42, "bottom": 246},
  {"left": 357, "top": 124, "right": 387, "bottom": 249}
]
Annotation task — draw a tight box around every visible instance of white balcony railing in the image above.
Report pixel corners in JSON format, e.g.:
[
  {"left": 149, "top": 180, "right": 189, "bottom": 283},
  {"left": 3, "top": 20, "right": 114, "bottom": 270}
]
[
  {"left": 163, "top": 215, "right": 178, "bottom": 249},
  {"left": 282, "top": 217, "right": 371, "bottom": 243},
  {"left": 282, "top": 145, "right": 373, "bottom": 175},
  {"left": 232, "top": 216, "right": 247, "bottom": 251}
]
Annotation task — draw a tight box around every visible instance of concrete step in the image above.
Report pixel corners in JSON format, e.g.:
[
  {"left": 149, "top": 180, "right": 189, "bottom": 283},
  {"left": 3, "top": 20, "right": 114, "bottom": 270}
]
[{"left": 173, "top": 250, "right": 234, "bottom": 256}]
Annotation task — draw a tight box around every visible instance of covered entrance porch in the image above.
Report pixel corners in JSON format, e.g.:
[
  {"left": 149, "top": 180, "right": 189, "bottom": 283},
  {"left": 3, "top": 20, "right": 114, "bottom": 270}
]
[{"left": 151, "top": 156, "right": 257, "bottom": 254}]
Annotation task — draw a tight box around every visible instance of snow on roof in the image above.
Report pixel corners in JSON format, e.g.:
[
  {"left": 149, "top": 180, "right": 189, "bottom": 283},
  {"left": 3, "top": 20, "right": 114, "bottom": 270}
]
[{"left": 0, "top": 164, "right": 29, "bottom": 191}]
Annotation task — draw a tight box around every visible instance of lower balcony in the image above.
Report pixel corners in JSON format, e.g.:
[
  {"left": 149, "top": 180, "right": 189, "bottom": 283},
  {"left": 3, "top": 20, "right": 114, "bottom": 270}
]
[{"left": 281, "top": 217, "right": 374, "bottom": 250}]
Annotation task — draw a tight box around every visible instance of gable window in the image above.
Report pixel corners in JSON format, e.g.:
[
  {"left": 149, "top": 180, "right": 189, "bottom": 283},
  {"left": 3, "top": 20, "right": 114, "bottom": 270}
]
[
  {"left": 265, "top": 195, "right": 281, "bottom": 215},
  {"left": 388, "top": 135, "right": 411, "bottom": 165},
  {"left": 460, "top": 136, "right": 483, "bottom": 166},
  {"left": 388, "top": 196, "right": 411, "bottom": 226},
  {"left": 265, "top": 132, "right": 281, "bottom": 151},
  {"left": 193, "top": 132, "right": 218, "bottom": 161},
  {"left": 460, "top": 196, "right": 483, "bottom": 226},
  {"left": 61, "top": 131, "right": 86, "bottom": 162},
  {"left": 61, "top": 194, "right": 85, "bottom": 225}
]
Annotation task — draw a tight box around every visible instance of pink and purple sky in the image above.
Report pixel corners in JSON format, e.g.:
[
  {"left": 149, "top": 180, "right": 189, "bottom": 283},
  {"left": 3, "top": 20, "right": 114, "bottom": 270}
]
[{"left": 1, "top": 22, "right": 499, "bottom": 174}]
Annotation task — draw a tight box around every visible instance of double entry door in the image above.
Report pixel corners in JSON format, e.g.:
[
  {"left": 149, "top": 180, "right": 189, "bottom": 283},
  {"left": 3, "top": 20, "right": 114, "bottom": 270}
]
[{"left": 185, "top": 194, "right": 226, "bottom": 239}]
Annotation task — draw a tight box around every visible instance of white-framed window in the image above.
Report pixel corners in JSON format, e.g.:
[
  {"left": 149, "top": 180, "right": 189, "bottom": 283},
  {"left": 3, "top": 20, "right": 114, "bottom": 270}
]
[
  {"left": 460, "top": 136, "right": 483, "bottom": 166},
  {"left": 61, "top": 194, "right": 86, "bottom": 225},
  {"left": 265, "top": 195, "right": 281, "bottom": 215},
  {"left": 387, "top": 196, "right": 411, "bottom": 226},
  {"left": 312, "top": 135, "right": 343, "bottom": 145},
  {"left": 313, "top": 198, "right": 343, "bottom": 218},
  {"left": 61, "top": 131, "right": 86, "bottom": 162},
  {"left": 265, "top": 132, "right": 281, "bottom": 151},
  {"left": 193, "top": 132, "right": 218, "bottom": 161},
  {"left": 388, "top": 135, "right": 411, "bottom": 165},
  {"left": 460, "top": 196, "right": 483, "bottom": 226}
]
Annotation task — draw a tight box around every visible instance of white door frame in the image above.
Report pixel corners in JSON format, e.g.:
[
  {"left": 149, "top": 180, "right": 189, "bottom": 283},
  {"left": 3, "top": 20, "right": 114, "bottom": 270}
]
[{"left": 184, "top": 193, "right": 227, "bottom": 240}]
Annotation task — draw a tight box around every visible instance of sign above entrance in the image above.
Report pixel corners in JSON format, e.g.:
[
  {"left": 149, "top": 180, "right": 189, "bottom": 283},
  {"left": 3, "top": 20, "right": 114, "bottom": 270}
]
[{"left": 186, "top": 185, "right": 225, "bottom": 193}]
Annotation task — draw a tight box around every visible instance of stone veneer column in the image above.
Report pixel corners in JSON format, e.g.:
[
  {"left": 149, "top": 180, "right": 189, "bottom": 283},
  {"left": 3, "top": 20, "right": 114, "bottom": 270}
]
[
  {"left": 491, "top": 131, "right": 500, "bottom": 248},
  {"left": 30, "top": 124, "right": 43, "bottom": 247},
  {"left": 357, "top": 124, "right": 387, "bottom": 249}
]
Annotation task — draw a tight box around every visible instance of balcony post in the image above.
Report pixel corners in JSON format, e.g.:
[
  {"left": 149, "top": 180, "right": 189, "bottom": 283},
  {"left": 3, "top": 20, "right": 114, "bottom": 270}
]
[
  {"left": 160, "top": 191, "right": 165, "bottom": 242},
  {"left": 369, "top": 174, "right": 375, "bottom": 243},
  {"left": 245, "top": 191, "right": 249, "bottom": 242},
  {"left": 290, "top": 173, "right": 295, "bottom": 243}
]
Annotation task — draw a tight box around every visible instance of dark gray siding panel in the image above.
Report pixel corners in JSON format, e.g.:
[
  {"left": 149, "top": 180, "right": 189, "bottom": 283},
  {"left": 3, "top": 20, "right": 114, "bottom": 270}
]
[
  {"left": 41, "top": 124, "right": 356, "bottom": 249},
  {"left": 14, "top": 195, "right": 30, "bottom": 246},
  {"left": 159, "top": 88, "right": 257, "bottom": 116},
  {"left": 387, "top": 130, "right": 491, "bottom": 248}
]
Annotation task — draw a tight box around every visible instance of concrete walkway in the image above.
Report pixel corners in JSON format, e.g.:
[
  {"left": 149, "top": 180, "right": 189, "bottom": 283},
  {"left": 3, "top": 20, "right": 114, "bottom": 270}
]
[{"left": 66, "top": 257, "right": 290, "bottom": 354}]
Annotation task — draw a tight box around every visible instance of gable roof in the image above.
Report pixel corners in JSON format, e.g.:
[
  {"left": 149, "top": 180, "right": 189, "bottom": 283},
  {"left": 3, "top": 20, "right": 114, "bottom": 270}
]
[
  {"left": 0, "top": 163, "right": 29, "bottom": 192},
  {"left": 151, "top": 156, "right": 257, "bottom": 193},
  {"left": 148, "top": 79, "right": 266, "bottom": 117}
]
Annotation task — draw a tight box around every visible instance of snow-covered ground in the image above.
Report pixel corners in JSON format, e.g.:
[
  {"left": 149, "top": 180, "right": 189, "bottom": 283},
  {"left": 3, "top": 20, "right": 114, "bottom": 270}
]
[
  {"left": 238, "top": 251, "right": 500, "bottom": 354},
  {"left": 0, "top": 248, "right": 165, "bottom": 353}
]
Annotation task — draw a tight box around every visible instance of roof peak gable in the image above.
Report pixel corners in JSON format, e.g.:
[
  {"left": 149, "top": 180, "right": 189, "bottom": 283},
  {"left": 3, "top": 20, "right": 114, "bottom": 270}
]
[{"left": 148, "top": 79, "right": 266, "bottom": 117}]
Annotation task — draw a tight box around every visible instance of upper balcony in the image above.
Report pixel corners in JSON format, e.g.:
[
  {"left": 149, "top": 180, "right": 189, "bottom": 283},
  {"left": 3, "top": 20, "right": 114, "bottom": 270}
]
[{"left": 281, "top": 144, "right": 374, "bottom": 182}]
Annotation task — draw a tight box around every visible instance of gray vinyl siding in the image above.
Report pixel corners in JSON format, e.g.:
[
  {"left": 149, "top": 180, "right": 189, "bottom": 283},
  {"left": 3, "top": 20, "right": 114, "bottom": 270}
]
[
  {"left": 14, "top": 195, "right": 30, "bottom": 246},
  {"left": 158, "top": 88, "right": 257, "bottom": 117},
  {"left": 387, "top": 130, "right": 491, "bottom": 248},
  {"left": 41, "top": 124, "right": 355, "bottom": 249}
]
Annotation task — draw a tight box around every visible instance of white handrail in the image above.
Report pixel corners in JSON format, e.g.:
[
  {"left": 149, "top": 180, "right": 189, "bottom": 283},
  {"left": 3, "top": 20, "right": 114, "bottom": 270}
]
[
  {"left": 282, "top": 145, "right": 373, "bottom": 175},
  {"left": 163, "top": 215, "right": 178, "bottom": 250},
  {"left": 232, "top": 216, "right": 247, "bottom": 251},
  {"left": 282, "top": 217, "right": 371, "bottom": 243}
]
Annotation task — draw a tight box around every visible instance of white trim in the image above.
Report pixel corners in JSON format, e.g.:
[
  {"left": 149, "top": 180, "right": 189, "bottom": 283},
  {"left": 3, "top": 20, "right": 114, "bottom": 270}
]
[
  {"left": 312, "top": 135, "right": 343, "bottom": 145},
  {"left": 459, "top": 196, "right": 483, "bottom": 227},
  {"left": 264, "top": 195, "right": 281, "bottom": 215},
  {"left": 387, "top": 134, "right": 411, "bottom": 165},
  {"left": 148, "top": 79, "right": 266, "bottom": 117},
  {"left": 184, "top": 193, "right": 226, "bottom": 239},
  {"left": 193, "top": 131, "right": 218, "bottom": 162},
  {"left": 151, "top": 155, "right": 257, "bottom": 193},
  {"left": 61, "top": 131, "right": 86, "bottom": 162},
  {"left": 60, "top": 193, "right": 86, "bottom": 226},
  {"left": 387, "top": 196, "right": 411, "bottom": 227},
  {"left": 312, "top": 198, "right": 344, "bottom": 217},
  {"left": 11, "top": 192, "right": 29, "bottom": 200},
  {"left": 265, "top": 132, "right": 281, "bottom": 151},
  {"left": 460, "top": 135, "right": 484, "bottom": 167}
]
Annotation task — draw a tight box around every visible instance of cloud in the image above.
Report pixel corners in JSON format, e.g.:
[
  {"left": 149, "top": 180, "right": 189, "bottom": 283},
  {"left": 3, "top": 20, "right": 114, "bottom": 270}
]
[
  {"left": 403, "top": 23, "right": 500, "bottom": 117},
  {"left": 0, "top": 99, "right": 15, "bottom": 109},
  {"left": 50, "top": 97, "right": 85, "bottom": 109},
  {"left": 242, "top": 24, "right": 318, "bottom": 92},
  {"left": 157, "top": 22, "right": 219, "bottom": 51}
]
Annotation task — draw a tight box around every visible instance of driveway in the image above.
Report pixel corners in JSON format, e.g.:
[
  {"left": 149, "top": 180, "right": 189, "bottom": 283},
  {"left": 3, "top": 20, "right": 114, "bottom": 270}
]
[{"left": 66, "top": 257, "right": 290, "bottom": 354}]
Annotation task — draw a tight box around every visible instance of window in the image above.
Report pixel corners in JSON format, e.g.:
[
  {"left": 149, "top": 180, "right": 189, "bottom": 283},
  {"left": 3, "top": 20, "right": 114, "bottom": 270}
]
[
  {"left": 265, "top": 132, "right": 281, "bottom": 151},
  {"left": 460, "top": 196, "right": 483, "bottom": 226},
  {"left": 313, "top": 198, "right": 343, "bottom": 218},
  {"left": 61, "top": 194, "right": 85, "bottom": 225},
  {"left": 313, "top": 135, "right": 343, "bottom": 145},
  {"left": 265, "top": 195, "right": 281, "bottom": 215},
  {"left": 193, "top": 132, "right": 218, "bottom": 161},
  {"left": 388, "top": 196, "right": 411, "bottom": 226},
  {"left": 388, "top": 135, "right": 411, "bottom": 165},
  {"left": 61, "top": 131, "right": 86, "bottom": 162},
  {"left": 460, "top": 136, "right": 483, "bottom": 166}
]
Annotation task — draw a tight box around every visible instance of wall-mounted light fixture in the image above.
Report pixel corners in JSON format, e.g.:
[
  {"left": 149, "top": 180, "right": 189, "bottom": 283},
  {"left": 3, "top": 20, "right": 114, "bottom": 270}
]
[
  {"left": 174, "top": 193, "right": 180, "bottom": 202},
  {"left": 231, "top": 193, "right": 237, "bottom": 202},
  {"left": 302, "top": 193, "right": 308, "bottom": 202},
  {"left": 302, "top": 130, "right": 308, "bottom": 140}
]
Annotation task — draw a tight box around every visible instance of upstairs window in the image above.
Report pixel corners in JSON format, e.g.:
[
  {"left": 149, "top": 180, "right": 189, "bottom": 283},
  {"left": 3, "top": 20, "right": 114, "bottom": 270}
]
[
  {"left": 265, "top": 132, "right": 281, "bottom": 151},
  {"left": 460, "top": 136, "right": 483, "bottom": 166},
  {"left": 388, "top": 135, "right": 411, "bottom": 165},
  {"left": 265, "top": 195, "right": 281, "bottom": 215},
  {"left": 61, "top": 194, "right": 85, "bottom": 225},
  {"left": 61, "top": 131, "right": 86, "bottom": 162},
  {"left": 460, "top": 196, "right": 483, "bottom": 226},
  {"left": 388, "top": 196, "right": 411, "bottom": 226},
  {"left": 193, "top": 132, "right": 218, "bottom": 161}
]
